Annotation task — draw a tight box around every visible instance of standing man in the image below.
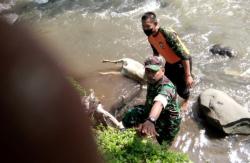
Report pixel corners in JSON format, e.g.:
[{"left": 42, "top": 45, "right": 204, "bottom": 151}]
[
  {"left": 141, "top": 12, "right": 193, "bottom": 111},
  {"left": 122, "top": 56, "right": 181, "bottom": 145}
]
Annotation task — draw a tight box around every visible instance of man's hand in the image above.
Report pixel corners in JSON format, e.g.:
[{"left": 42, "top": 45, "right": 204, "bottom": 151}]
[
  {"left": 185, "top": 75, "right": 194, "bottom": 88},
  {"left": 139, "top": 120, "right": 159, "bottom": 137}
]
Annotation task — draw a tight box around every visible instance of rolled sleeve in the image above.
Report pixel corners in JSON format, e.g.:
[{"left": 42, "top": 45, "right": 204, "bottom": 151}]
[{"left": 154, "top": 94, "right": 169, "bottom": 108}]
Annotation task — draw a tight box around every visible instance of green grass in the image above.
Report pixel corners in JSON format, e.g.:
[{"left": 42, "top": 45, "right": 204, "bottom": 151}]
[{"left": 95, "top": 126, "right": 191, "bottom": 163}]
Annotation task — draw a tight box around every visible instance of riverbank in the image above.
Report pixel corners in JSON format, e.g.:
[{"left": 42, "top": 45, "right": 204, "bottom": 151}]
[
  {"left": 69, "top": 77, "right": 191, "bottom": 162},
  {"left": 2, "top": 0, "right": 250, "bottom": 162}
]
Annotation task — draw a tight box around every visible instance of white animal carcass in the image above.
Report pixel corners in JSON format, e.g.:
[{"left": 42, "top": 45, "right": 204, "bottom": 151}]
[
  {"left": 100, "top": 58, "right": 146, "bottom": 83},
  {"left": 81, "top": 89, "right": 124, "bottom": 129}
]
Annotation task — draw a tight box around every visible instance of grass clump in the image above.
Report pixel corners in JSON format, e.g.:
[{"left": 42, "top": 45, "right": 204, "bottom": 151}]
[
  {"left": 67, "top": 77, "right": 191, "bottom": 162},
  {"left": 95, "top": 126, "right": 191, "bottom": 163},
  {"left": 67, "top": 77, "right": 86, "bottom": 96}
]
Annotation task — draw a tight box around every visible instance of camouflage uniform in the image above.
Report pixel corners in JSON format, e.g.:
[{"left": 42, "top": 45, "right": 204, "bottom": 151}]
[
  {"left": 150, "top": 27, "right": 190, "bottom": 60},
  {"left": 122, "top": 76, "right": 181, "bottom": 144}
]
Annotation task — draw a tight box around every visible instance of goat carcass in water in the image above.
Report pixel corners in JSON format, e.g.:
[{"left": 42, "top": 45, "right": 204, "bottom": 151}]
[{"left": 81, "top": 89, "right": 124, "bottom": 129}]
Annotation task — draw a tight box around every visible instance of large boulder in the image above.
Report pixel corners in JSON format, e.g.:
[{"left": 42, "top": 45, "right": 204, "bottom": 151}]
[{"left": 199, "top": 88, "right": 250, "bottom": 134}]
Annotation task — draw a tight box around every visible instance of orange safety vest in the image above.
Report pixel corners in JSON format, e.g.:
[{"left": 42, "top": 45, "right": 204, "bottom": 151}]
[{"left": 148, "top": 32, "right": 181, "bottom": 64}]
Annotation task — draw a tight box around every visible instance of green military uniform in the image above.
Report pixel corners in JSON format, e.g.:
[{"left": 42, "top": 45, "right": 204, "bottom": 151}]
[{"left": 122, "top": 75, "right": 181, "bottom": 144}]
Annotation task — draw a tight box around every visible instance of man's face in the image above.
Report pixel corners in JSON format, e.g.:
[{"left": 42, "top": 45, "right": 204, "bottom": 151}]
[
  {"left": 145, "top": 67, "right": 164, "bottom": 84},
  {"left": 142, "top": 18, "right": 157, "bottom": 36}
]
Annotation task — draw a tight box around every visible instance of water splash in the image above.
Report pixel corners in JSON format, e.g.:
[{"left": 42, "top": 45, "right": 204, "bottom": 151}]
[{"left": 34, "top": 0, "right": 48, "bottom": 4}]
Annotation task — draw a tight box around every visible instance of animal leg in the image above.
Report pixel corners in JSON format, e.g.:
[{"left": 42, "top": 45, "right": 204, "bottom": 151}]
[
  {"left": 102, "top": 59, "right": 123, "bottom": 64},
  {"left": 96, "top": 104, "right": 125, "bottom": 129},
  {"left": 99, "top": 71, "right": 121, "bottom": 75}
]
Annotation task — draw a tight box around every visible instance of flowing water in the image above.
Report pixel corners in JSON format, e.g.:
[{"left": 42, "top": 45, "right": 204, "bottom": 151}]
[{"left": 1, "top": 0, "right": 250, "bottom": 162}]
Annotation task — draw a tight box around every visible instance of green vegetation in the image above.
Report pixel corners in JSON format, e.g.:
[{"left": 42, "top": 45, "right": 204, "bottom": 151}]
[
  {"left": 67, "top": 77, "right": 191, "bottom": 162},
  {"left": 95, "top": 126, "right": 191, "bottom": 163},
  {"left": 67, "top": 77, "right": 86, "bottom": 96}
]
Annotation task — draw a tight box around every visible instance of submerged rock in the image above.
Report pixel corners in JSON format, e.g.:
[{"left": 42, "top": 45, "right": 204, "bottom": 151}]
[
  {"left": 199, "top": 88, "right": 250, "bottom": 134},
  {"left": 209, "top": 44, "right": 235, "bottom": 58}
]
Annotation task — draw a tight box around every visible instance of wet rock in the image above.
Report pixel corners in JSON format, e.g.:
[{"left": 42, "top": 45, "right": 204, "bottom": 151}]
[
  {"left": 199, "top": 88, "right": 250, "bottom": 134},
  {"left": 209, "top": 44, "right": 235, "bottom": 58},
  {"left": 115, "top": 87, "right": 147, "bottom": 121}
]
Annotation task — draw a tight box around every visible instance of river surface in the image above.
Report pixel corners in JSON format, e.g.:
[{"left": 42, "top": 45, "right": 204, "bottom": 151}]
[{"left": 1, "top": 0, "right": 250, "bottom": 162}]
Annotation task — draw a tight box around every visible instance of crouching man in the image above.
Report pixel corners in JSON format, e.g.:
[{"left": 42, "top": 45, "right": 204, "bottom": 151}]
[{"left": 122, "top": 56, "right": 181, "bottom": 145}]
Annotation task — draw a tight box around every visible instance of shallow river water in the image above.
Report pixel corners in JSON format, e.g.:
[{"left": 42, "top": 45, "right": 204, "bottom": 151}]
[{"left": 1, "top": 0, "right": 250, "bottom": 162}]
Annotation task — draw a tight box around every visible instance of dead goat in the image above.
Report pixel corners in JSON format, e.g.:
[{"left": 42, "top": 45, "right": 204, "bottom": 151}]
[
  {"left": 81, "top": 89, "right": 124, "bottom": 129},
  {"left": 100, "top": 58, "right": 146, "bottom": 83}
]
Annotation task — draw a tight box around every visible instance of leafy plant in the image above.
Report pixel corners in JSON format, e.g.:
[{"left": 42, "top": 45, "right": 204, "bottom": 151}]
[
  {"left": 67, "top": 77, "right": 191, "bottom": 162},
  {"left": 95, "top": 126, "right": 191, "bottom": 163}
]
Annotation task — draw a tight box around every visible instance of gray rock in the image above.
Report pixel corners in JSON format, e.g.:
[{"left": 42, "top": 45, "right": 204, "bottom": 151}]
[{"left": 199, "top": 88, "right": 250, "bottom": 134}]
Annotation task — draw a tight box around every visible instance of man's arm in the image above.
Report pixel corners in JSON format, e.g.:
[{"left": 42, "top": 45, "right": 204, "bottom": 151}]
[
  {"left": 161, "top": 27, "right": 190, "bottom": 60},
  {"left": 173, "top": 31, "right": 193, "bottom": 87},
  {"left": 182, "top": 60, "right": 193, "bottom": 88},
  {"left": 140, "top": 101, "right": 163, "bottom": 136},
  {"left": 140, "top": 94, "right": 168, "bottom": 136},
  {"left": 148, "top": 101, "right": 163, "bottom": 120},
  {"left": 150, "top": 44, "right": 159, "bottom": 56},
  {"left": 148, "top": 93, "right": 168, "bottom": 119}
]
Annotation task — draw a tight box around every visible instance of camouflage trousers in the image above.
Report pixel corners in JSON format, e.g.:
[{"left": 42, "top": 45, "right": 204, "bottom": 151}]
[{"left": 122, "top": 105, "right": 181, "bottom": 145}]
